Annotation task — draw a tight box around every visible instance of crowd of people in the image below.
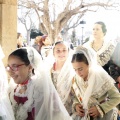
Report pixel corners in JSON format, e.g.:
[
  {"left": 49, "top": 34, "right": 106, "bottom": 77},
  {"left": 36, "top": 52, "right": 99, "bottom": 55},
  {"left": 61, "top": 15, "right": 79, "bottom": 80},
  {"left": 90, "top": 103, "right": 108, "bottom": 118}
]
[{"left": 0, "top": 21, "right": 120, "bottom": 120}]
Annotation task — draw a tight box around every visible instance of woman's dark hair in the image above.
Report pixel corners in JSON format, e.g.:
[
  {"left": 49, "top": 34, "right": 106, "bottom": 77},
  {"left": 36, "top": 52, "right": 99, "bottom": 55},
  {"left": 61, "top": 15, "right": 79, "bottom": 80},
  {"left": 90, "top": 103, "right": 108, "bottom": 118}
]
[
  {"left": 71, "top": 53, "right": 89, "bottom": 65},
  {"left": 54, "top": 41, "right": 64, "bottom": 46},
  {"left": 9, "top": 49, "right": 30, "bottom": 66},
  {"left": 53, "top": 41, "right": 69, "bottom": 51},
  {"left": 36, "top": 35, "right": 48, "bottom": 56},
  {"left": 95, "top": 21, "right": 107, "bottom": 35}
]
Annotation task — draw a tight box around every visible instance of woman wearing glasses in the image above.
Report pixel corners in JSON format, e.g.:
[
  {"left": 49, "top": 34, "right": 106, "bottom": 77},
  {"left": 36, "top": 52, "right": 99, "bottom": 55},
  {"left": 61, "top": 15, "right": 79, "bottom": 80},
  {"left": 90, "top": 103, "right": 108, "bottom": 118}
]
[
  {"left": 0, "top": 46, "right": 15, "bottom": 120},
  {"left": 6, "top": 47, "right": 72, "bottom": 120}
]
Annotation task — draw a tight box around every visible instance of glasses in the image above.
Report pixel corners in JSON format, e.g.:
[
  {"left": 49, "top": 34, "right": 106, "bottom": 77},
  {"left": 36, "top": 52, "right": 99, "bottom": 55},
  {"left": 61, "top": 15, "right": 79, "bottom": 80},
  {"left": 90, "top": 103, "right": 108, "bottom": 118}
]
[{"left": 6, "top": 64, "right": 25, "bottom": 71}]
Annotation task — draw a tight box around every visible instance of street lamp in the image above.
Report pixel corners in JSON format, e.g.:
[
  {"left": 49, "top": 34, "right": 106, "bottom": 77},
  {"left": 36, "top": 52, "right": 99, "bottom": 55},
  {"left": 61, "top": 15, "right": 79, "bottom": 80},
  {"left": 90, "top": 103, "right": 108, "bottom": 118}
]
[{"left": 80, "top": 20, "right": 86, "bottom": 45}]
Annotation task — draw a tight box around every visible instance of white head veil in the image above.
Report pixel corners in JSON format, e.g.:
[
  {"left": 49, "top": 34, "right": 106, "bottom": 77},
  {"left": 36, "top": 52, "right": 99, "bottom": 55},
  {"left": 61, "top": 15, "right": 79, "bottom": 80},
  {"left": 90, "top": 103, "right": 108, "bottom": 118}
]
[
  {"left": 0, "top": 46, "right": 15, "bottom": 120},
  {"left": 74, "top": 46, "right": 115, "bottom": 116},
  {"left": 24, "top": 47, "right": 72, "bottom": 120},
  {"left": 44, "top": 41, "right": 75, "bottom": 104},
  {"left": 54, "top": 48, "right": 75, "bottom": 104}
]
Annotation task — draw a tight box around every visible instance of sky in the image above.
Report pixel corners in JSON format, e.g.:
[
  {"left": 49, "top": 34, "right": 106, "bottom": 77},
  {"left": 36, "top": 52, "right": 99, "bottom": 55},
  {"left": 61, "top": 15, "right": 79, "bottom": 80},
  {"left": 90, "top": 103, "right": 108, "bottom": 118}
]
[{"left": 77, "top": 8, "right": 120, "bottom": 39}]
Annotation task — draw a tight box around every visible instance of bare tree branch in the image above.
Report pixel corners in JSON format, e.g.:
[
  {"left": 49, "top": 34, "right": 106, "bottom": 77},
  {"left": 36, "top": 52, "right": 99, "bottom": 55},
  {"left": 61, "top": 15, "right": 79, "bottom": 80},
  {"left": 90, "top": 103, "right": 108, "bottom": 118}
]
[{"left": 18, "top": 0, "right": 119, "bottom": 43}]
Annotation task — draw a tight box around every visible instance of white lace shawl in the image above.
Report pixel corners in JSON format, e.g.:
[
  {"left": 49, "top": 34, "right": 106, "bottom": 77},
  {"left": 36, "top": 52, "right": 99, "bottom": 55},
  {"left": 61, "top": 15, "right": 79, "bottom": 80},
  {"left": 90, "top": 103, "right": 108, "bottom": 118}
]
[
  {"left": 83, "top": 37, "right": 116, "bottom": 66},
  {"left": 75, "top": 66, "right": 115, "bottom": 109},
  {"left": 9, "top": 64, "right": 72, "bottom": 120},
  {"left": 44, "top": 48, "right": 75, "bottom": 104},
  {"left": 73, "top": 46, "right": 116, "bottom": 120},
  {"left": 55, "top": 54, "right": 75, "bottom": 104}
]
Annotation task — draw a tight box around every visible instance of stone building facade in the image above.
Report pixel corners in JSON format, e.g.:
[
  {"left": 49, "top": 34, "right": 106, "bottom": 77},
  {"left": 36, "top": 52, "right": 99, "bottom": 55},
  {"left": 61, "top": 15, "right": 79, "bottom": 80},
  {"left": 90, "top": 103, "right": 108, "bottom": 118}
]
[{"left": 0, "top": 0, "right": 17, "bottom": 65}]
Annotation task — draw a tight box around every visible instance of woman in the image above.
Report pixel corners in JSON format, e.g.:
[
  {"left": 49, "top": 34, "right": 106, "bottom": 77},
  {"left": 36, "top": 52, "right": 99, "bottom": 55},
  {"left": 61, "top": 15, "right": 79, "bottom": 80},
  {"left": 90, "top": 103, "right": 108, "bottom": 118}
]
[
  {"left": 109, "top": 41, "right": 120, "bottom": 119},
  {"left": 6, "top": 47, "right": 72, "bottom": 120},
  {"left": 50, "top": 41, "right": 75, "bottom": 115},
  {"left": 33, "top": 35, "right": 51, "bottom": 59},
  {"left": 83, "top": 21, "right": 115, "bottom": 73},
  {"left": 71, "top": 46, "right": 120, "bottom": 120},
  {"left": 0, "top": 46, "right": 15, "bottom": 120},
  {"left": 17, "top": 33, "right": 25, "bottom": 48},
  {"left": 109, "top": 41, "right": 120, "bottom": 89}
]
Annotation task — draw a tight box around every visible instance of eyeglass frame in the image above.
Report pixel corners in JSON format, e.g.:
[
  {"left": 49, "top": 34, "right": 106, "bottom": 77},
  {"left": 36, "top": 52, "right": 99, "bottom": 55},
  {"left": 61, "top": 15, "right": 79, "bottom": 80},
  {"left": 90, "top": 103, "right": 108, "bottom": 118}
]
[{"left": 6, "top": 64, "right": 25, "bottom": 71}]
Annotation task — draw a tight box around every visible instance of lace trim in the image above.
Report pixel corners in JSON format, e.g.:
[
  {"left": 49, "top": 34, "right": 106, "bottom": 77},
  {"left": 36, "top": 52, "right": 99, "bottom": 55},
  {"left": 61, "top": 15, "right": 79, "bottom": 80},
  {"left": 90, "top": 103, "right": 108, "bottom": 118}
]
[
  {"left": 14, "top": 81, "right": 31, "bottom": 97},
  {"left": 96, "top": 105, "right": 104, "bottom": 118},
  {"left": 72, "top": 78, "right": 83, "bottom": 103},
  {"left": 51, "top": 68, "right": 73, "bottom": 104},
  {"left": 10, "top": 79, "right": 35, "bottom": 120},
  {"left": 51, "top": 70, "right": 59, "bottom": 89},
  {"left": 92, "top": 81, "right": 113, "bottom": 98},
  {"left": 98, "top": 44, "right": 115, "bottom": 66}
]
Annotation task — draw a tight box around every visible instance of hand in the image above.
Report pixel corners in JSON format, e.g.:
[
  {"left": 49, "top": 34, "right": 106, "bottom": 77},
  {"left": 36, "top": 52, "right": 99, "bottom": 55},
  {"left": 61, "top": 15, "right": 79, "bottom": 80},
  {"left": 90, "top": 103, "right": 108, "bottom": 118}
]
[
  {"left": 75, "top": 104, "right": 85, "bottom": 117},
  {"left": 88, "top": 106, "right": 100, "bottom": 118}
]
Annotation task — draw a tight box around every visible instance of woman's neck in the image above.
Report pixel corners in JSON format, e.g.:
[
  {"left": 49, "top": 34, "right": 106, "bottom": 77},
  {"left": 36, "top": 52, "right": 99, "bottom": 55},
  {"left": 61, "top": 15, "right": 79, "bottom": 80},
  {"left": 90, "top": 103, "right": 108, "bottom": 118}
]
[
  {"left": 83, "top": 76, "right": 88, "bottom": 81},
  {"left": 20, "top": 79, "right": 29, "bottom": 85},
  {"left": 93, "top": 37, "right": 104, "bottom": 44},
  {"left": 54, "top": 61, "right": 65, "bottom": 71},
  {"left": 92, "top": 38, "right": 104, "bottom": 51}
]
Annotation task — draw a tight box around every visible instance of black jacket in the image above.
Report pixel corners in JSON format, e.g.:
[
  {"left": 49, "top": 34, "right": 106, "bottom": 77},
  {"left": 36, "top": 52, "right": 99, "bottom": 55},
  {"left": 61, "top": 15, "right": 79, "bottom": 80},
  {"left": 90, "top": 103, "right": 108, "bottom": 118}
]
[{"left": 109, "top": 60, "right": 120, "bottom": 83}]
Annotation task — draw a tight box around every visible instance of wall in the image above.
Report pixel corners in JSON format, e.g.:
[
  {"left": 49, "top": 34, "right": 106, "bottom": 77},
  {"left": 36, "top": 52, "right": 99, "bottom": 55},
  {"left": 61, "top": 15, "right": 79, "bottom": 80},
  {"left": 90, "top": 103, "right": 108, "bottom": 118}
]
[{"left": 0, "top": 0, "right": 17, "bottom": 65}]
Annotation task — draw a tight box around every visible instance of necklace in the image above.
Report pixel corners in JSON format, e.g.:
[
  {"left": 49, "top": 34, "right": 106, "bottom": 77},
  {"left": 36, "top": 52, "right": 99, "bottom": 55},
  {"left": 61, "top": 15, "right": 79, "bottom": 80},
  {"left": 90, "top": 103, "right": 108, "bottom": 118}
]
[
  {"left": 83, "top": 80, "right": 88, "bottom": 88},
  {"left": 92, "top": 40, "right": 104, "bottom": 52},
  {"left": 19, "top": 79, "right": 29, "bottom": 94},
  {"left": 20, "top": 79, "right": 29, "bottom": 85}
]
